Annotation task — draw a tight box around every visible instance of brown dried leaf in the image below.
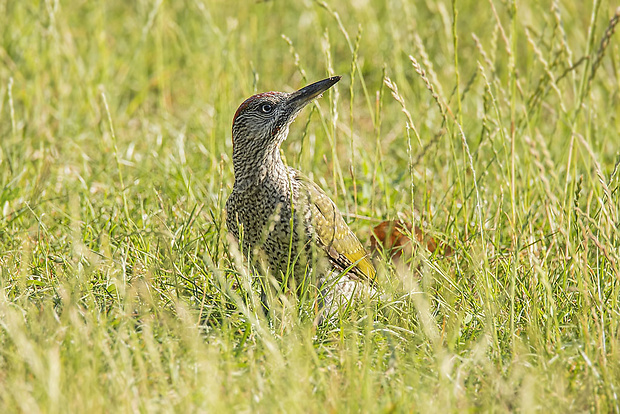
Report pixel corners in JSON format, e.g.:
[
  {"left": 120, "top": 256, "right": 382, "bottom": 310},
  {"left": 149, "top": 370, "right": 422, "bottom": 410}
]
[{"left": 370, "top": 220, "right": 453, "bottom": 262}]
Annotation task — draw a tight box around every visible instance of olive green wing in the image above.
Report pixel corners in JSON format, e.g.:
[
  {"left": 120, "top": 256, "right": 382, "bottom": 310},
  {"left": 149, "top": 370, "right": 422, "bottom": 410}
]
[{"left": 294, "top": 171, "right": 376, "bottom": 282}]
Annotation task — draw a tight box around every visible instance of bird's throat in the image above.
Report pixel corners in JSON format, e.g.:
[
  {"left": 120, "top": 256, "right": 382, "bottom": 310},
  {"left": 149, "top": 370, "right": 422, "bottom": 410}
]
[{"left": 233, "top": 143, "right": 287, "bottom": 188}]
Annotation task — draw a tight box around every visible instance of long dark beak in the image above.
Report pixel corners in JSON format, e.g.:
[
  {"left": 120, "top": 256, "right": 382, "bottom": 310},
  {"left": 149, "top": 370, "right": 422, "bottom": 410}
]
[{"left": 287, "top": 76, "right": 341, "bottom": 111}]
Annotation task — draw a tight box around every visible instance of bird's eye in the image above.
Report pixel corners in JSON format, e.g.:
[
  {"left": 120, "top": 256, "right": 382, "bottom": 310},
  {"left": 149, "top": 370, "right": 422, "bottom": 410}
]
[{"left": 259, "top": 103, "right": 273, "bottom": 113}]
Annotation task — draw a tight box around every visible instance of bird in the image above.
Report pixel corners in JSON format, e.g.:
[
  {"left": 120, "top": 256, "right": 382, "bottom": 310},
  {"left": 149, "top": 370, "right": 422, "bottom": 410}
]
[{"left": 225, "top": 76, "right": 376, "bottom": 317}]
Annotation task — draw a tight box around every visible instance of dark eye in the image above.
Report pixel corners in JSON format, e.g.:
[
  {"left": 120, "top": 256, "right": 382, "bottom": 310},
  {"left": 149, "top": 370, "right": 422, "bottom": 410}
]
[{"left": 259, "top": 103, "right": 273, "bottom": 113}]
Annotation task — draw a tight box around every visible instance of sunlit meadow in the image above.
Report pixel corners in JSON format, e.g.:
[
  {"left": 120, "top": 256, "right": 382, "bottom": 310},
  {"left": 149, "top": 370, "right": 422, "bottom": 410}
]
[{"left": 1, "top": 0, "right": 620, "bottom": 411}]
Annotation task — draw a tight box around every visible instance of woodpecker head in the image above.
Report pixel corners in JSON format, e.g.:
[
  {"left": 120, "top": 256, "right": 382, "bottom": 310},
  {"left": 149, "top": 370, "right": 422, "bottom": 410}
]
[{"left": 231, "top": 76, "right": 341, "bottom": 172}]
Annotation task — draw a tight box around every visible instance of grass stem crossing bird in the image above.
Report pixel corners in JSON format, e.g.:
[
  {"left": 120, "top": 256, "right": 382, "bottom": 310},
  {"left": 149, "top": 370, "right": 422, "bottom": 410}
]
[{"left": 225, "top": 76, "right": 376, "bottom": 314}]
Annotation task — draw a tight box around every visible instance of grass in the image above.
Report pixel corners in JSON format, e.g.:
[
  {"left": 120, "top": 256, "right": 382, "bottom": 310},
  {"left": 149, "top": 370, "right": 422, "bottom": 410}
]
[{"left": 1, "top": 0, "right": 620, "bottom": 411}]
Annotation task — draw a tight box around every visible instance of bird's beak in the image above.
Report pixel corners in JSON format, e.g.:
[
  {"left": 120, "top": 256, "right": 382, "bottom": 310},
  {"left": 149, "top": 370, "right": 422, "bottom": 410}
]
[{"left": 287, "top": 76, "right": 341, "bottom": 112}]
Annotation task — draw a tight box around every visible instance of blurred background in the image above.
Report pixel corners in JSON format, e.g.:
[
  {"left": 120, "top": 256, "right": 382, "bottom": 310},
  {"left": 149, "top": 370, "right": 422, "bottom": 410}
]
[{"left": 1, "top": 0, "right": 619, "bottom": 411}]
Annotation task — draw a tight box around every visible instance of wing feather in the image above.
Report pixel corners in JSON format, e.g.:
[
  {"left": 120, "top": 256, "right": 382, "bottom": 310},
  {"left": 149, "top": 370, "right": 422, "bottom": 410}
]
[{"left": 294, "top": 171, "right": 376, "bottom": 282}]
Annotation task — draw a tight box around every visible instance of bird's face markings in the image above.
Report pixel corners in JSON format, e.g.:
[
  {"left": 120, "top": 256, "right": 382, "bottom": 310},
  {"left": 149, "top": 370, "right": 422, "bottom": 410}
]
[
  {"left": 232, "top": 92, "right": 292, "bottom": 151},
  {"left": 231, "top": 77, "right": 340, "bottom": 160}
]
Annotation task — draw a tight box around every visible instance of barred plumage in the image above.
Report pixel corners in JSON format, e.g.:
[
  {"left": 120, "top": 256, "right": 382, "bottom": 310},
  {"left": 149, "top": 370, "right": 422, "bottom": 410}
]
[{"left": 225, "top": 77, "right": 375, "bottom": 314}]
